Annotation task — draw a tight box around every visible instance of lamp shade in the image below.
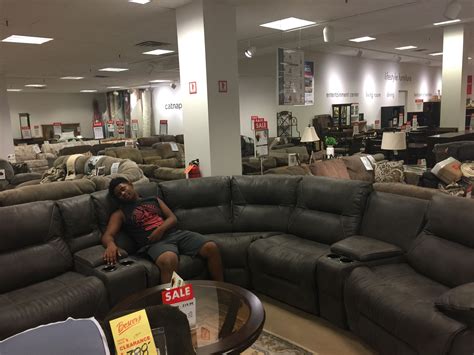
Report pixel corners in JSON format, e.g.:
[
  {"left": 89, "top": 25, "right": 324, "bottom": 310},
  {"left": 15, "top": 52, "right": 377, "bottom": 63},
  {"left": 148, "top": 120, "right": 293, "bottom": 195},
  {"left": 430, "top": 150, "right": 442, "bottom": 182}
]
[
  {"left": 381, "top": 132, "right": 407, "bottom": 150},
  {"left": 301, "top": 126, "right": 320, "bottom": 143}
]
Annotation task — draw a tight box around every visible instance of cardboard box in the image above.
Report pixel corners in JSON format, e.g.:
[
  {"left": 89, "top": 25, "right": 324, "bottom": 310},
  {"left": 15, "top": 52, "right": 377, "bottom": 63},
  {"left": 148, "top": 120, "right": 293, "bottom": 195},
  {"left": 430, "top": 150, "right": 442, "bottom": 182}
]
[{"left": 432, "top": 157, "right": 463, "bottom": 184}]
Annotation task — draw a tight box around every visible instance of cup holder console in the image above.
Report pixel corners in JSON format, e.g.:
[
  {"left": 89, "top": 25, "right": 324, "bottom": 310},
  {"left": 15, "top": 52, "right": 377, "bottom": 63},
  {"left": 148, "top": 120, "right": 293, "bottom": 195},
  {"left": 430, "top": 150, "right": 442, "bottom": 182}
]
[
  {"left": 339, "top": 257, "right": 354, "bottom": 263},
  {"left": 120, "top": 259, "right": 135, "bottom": 266},
  {"left": 102, "top": 265, "right": 117, "bottom": 272},
  {"left": 326, "top": 254, "right": 354, "bottom": 263}
]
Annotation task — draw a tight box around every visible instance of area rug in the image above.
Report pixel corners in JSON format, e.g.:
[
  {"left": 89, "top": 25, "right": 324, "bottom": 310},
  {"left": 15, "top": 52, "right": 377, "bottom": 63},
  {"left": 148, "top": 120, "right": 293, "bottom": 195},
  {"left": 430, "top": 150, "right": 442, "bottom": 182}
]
[{"left": 242, "top": 329, "right": 314, "bottom": 355}]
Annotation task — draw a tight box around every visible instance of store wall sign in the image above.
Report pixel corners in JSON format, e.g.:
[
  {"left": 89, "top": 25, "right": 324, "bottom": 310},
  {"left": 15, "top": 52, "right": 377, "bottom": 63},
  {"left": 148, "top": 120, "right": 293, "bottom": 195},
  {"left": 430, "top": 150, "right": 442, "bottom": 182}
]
[
  {"left": 384, "top": 72, "right": 412, "bottom": 82},
  {"left": 164, "top": 103, "right": 183, "bottom": 110},
  {"left": 218, "top": 80, "right": 228, "bottom": 93},
  {"left": 189, "top": 81, "right": 197, "bottom": 94}
]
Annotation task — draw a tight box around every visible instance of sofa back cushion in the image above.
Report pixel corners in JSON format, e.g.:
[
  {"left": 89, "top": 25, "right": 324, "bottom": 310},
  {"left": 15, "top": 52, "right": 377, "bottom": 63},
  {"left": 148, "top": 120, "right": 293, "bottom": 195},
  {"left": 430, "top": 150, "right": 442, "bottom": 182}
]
[
  {"left": 57, "top": 194, "right": 101, "bottom": 253},
  {"left": 232, "top": 175, "right": 300, "bottom": 232},
  {"left": 160, "top": 177, "right": 232, "bottom": 234},
  {"left": 288, "top": 177, "right": 371, "bottom": 244},
  {"left": 360, "top": 192, "right": 428, "bottom": 251},
  {"left": 104, "top": 147, "right": 144, "bottom": 164},
  {"left": 407, "top": 195, "right": 474, "bottom": 287},
  {"left": 0, "top": 201, "right": 72, "bottom": 293}
]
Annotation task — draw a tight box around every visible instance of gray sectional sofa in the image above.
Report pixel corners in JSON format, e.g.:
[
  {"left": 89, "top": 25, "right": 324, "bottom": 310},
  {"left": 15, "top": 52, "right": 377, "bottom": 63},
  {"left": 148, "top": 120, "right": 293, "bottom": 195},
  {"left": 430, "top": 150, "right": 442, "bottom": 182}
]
[{"left": 1, "top": 175, "right": 473, "bottom": 355}]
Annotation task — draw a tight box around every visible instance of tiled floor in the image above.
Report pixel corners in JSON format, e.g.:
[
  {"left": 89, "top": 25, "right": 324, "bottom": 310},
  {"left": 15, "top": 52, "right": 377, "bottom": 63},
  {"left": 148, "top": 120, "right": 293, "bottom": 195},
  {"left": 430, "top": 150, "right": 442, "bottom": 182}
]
[{"left": 258, "top": 294, "right": 376, "bottom": 355}]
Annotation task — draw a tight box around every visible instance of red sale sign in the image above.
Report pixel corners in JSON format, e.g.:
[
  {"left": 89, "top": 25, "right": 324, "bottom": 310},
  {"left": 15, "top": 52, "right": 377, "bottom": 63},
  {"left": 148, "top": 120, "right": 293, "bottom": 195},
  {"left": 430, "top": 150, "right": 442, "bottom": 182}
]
[
  {"left": 162, "top": 285, "right": 194, "bottom": 304},
  {"left": 254, "top": 121, "right": 268, "bottom": 130}
]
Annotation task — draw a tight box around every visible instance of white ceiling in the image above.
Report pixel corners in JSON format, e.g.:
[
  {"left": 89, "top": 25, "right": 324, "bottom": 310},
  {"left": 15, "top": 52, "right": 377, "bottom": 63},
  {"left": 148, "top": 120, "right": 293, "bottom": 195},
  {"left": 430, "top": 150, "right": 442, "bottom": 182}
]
[{"left": 0, "top": 0, "right": 473, "bottom": 93}]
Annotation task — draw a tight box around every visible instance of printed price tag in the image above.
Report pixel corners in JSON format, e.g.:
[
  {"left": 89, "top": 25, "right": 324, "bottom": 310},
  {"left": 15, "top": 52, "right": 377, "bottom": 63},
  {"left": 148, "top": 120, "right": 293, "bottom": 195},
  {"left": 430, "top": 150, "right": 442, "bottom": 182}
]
[
  {"left": 360, "top": 156, "right": 373, "bottom": 171},
  {"left": 169, "top": 142, "right": 179, "bottom": 152},
  {"left": 33, "top": 144, "right": 41, "bottom": 154},
  {"left": 111, "top": 162, "right": 120, "bottom": 175},
  {"left": 110, "top": 309, "right": 157, "bottom": 355},
  {"left": 162, "top": 284, "right": 196, "bottom": 328},
  {"left": 0, "top": 169, "right": 5, "bottom": 180}
]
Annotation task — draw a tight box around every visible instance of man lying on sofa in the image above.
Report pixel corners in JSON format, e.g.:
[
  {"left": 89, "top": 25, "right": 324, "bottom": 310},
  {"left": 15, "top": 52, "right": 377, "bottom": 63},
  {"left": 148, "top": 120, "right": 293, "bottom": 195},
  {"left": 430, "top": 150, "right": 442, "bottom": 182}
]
[{"left": 102, "top": 177, "right": 223, "bottom": 284}]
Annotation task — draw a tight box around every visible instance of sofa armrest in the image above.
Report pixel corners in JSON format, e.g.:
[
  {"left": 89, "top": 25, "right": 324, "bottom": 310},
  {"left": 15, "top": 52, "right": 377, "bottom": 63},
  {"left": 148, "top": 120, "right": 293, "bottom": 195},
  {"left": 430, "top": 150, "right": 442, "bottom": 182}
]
[
  {"left": 436, "top": 283, "right": 474, "bottom": 326},
  {"left": 331, "top": 235, "right": 403, "bottom": 262},
  {"left": 74, "top": 245, "right": 128, "bottom": 269}
]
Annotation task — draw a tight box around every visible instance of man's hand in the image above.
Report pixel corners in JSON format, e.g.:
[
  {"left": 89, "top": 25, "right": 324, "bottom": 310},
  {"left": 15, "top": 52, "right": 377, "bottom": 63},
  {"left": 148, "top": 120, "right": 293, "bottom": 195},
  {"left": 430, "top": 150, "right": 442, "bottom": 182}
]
[
  {"left": 148, "top": 228, "right": 164, "bottom": 243},
  {"left": 103, "top": 243, "right": 121, "bottom": 265}
]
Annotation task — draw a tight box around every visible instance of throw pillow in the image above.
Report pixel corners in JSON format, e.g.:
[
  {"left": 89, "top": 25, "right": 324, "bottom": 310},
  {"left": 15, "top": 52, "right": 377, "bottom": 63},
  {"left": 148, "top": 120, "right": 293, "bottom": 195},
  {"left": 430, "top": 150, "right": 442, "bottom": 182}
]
[
  {"left": 435, "top": 283, "right": 474, "bottom": 326},
  {"left": 374, "top": 160, "right": 405, "bottom": 183}
]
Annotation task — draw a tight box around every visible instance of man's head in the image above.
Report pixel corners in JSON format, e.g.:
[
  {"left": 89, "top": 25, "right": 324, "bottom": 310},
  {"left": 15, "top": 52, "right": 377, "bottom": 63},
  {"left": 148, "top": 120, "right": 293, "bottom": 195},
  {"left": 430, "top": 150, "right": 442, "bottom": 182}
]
[{"left": 108, "top": 177, "right": 138, "bottom": 202}]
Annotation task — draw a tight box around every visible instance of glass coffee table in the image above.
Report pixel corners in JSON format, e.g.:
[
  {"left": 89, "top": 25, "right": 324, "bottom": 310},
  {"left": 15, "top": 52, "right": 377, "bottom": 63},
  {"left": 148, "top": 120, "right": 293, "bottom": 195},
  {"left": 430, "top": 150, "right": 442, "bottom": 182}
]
[{"left": 110, "top": 280, "right": 265, "bottom": 354}]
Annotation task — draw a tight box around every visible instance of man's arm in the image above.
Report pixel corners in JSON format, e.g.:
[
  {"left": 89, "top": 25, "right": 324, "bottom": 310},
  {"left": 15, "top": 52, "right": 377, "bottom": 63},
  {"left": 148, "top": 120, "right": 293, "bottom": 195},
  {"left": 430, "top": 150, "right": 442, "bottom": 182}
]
[
  {"left": 148, "top": 198, "right": 178, "bottom": 242},
  {"left": 102, "top": 210, "right": 124, "bottom": 264}
]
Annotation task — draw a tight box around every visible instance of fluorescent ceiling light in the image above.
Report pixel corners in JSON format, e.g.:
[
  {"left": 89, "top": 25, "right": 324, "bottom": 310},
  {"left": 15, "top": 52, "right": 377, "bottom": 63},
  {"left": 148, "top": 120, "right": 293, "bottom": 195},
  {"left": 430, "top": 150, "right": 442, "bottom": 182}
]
[
  {"left": 80, "top": 90, "right": 97, "bottom": 93},
  {"left": 2, "top": 35, "right": 53, "bottom": 44},
  {"left": 107, "top": 86, "right": 126, "bottom": 89},
  {"left": 25, "top": 84, "right": 46, "bottom": 88},
  {"left": 395, "top": 45, "right": 417, "bottom": 50},
  {"left": 149, "top": 80, "right": 171, "bottom": 83},
  {"left": 468, "top": 57, "right": 472, "bottom": 60},
  {"left": 349, "top": 36, "right": 376, "bottom": 42},
  {"left": 260, "top": 17, "right": 316, "bottom": 31},
  {"left": 433, "top": 19, "right": 460, "bottom": 26},
  {"left": 7, "top": 89, "right": 22, "bottom": 92},
  {"left": 142, "top": 49, "right": 174, "bottom": 56},
  {"left": 61, "top": 76, "right": 84, "bottom": 80},
  {"left": 129, "top": 0, "right": 150, "bottom": 3},
  {"left": 429, "top": 52, "right": 443, "bottom": 56},
  {"left": 99, "top": 68, "right": 129, "bottom": 72}
]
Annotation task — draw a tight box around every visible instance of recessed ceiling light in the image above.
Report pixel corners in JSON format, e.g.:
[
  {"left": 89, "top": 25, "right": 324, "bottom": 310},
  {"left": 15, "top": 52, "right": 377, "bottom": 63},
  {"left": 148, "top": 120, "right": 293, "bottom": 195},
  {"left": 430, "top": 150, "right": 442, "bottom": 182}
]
[
  {"left": 7, "top": 89, "right": 22, "bottom": 92},
  {"left": 98, "top": 68, "right": 129, "bottom": 72},
  {"left": 142, "top": 49, "right": 174, "bottom": 56},
  {"left": 433, "top": 19, "right": 461, "bottom": 26},
  {"left": 149, "top": 80, "right": 172, "bottom": 83},
  {"left": 349, "top": 36, "right": 376, "bottom": 43},
  {"left": 260, "top": 17, "right": 316, "bottom": 31},
  {"left": 129, "top": 0, "right": 150, "bottom": 3},
  {"left": 25, "top": 84, "right": 46, "bottom": 88},
  {"left": 429, "top": 52, "right": 443, "bottom": 56},
  {"left": 395, "top": 45, "right": 417, "bottom": 50},
  {"left": 61, "top": 76, "right": 84, "bottom": 80},
  {"left": 468, "top": 57, "right": 472, "bottom": 60},
  {"left": 2, "top": 35, "right": 53, "bottom": 44},
  {"left": 80, "top": 90, "right": 98, "bottom": 93}
]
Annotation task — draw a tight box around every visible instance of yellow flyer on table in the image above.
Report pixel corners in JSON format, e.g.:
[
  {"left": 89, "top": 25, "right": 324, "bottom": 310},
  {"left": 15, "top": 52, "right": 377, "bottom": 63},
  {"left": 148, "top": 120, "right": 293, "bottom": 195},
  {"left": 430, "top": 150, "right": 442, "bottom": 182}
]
[{"left": 110, "top": 309, "right": 158, "bottom": 355}]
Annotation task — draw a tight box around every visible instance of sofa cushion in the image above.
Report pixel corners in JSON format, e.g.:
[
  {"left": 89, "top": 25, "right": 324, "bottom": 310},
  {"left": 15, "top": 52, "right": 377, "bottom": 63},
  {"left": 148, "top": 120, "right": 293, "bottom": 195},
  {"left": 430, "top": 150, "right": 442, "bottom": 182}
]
[
  {"left": 341, "top": 155, "right": 374, "bottom": 182},
  {"left": 104, "top": 147, "right": 144, "bottom": 164},
  {"left": 344, "top": 264, "right": 463, "bottom": 355},
  {"left": 249, "top": 234, "right": 329, "bottom": 313},
  {"left": 10, "top": 172, "right": 42, "bottom": 186},
  {"left": 57, "top": 194, "right": 101, "bottom": 253},
  {"left": 160, "top": 176, "right": 232, "bottom": 234},
  {"left": 407, "top": 233, "right": 474, "bottom": 288},
  {"left": 360, "top": 191, "right": 428, "bottom": 251},
  {"left": 154, "top": 167, "right": 185, "bottom": 181},
  {"left": 309, "top": 159, "right": 350, "bottom": 179},
  {"left": 373, "top": 182, "right": 443, "bottom": 200},
  {"left": 0, "top": 179, "right": 96, "bottom": 206},
  {"left": 0, "top": 272, "right": 108, "bottom": 340},
  {"left": 0, "top": 201, "right": 73, "bottom": 293},
  {"left": 436, "top": 283, "right": 474, "bottom": 326},
  {"left": 407, "top": 195, "right": 474, "bottom": 287},
  {"left": 288, "top": 177, "right": 372, "bottom": 245},
  {"left": 231, "top": 175, "right": 300, "bottom": 233},
  {"left": 331, "top": 235, "right": 402, "bottom": 261}
]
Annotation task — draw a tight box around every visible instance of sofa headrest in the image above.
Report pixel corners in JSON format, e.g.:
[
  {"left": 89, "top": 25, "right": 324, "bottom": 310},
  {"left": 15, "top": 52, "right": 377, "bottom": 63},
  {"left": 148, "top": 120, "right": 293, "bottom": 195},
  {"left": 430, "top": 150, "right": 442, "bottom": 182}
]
[
  {"left": 426, "top": 194, "right": 474, "bottom": 248},
  {"left": 232, "top": 175, "right": 300, "bottom": 206}
]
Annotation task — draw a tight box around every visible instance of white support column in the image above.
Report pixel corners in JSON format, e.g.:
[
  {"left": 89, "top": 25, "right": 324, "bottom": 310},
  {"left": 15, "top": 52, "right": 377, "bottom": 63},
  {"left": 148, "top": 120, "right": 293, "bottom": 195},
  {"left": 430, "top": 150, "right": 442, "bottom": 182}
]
[
  {"left": 176, "top": 0, "right": 242, "bottom": 176},
  {"left": 440, "top": 24, "right": 468, "bottom": 130},
  {"left": 0, "top": 71, "right": 14, "bottom": 160}
]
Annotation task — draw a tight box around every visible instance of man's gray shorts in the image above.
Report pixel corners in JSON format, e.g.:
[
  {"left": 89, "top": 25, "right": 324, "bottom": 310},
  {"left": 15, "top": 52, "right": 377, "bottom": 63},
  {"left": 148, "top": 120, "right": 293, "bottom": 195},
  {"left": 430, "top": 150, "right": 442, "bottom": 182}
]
[{"left": 145, "top": 229, "right": 209, "bottom": 261}]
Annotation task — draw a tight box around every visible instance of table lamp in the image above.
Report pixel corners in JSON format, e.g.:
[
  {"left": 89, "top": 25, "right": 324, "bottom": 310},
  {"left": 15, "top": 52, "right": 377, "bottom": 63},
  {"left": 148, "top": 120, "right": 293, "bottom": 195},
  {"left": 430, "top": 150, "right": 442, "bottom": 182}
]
[
  {"left": 301, "top": 125, "right": 320, "bottom": 163},
  {"left": 381, "top": 131, "right": 406, "bottom": 160}
]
